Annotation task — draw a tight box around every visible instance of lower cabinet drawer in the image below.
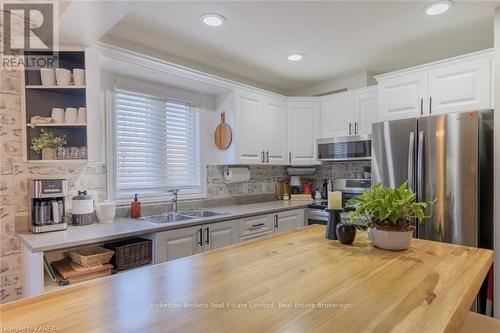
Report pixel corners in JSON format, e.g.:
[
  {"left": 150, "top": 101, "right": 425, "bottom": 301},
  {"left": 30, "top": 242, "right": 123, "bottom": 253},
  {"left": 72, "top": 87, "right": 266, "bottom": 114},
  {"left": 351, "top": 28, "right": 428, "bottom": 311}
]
[
  {"left": 238, "top": 230, "right": 273, "bottom": 243},
  {"left": 238, "top": 215, "right": 273, "bottom": 237}
]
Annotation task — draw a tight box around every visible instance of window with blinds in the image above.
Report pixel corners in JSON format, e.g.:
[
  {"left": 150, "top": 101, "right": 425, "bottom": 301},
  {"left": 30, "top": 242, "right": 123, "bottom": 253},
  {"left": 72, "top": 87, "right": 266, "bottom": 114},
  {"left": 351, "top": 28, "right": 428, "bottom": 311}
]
[{"left": 114, "top": 88, "right": 201, "bottom": 197}]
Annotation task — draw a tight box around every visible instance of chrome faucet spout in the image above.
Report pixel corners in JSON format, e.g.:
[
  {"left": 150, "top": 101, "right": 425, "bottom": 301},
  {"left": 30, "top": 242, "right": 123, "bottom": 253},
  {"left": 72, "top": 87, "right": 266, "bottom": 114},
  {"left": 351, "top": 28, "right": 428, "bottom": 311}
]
[{"left": 169, "top": 189, "right": 179, "bottom": 213}]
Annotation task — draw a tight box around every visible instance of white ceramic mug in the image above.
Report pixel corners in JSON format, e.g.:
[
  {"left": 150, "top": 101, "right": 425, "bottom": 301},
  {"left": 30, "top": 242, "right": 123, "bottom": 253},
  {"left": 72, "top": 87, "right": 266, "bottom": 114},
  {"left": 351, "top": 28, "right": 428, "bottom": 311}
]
[
  {"left": 73, "top": 69, "right": 85, "bottom": 86},
  {"left": 51, "top": 108, "right": 65, "bottom": 123},
  {"left": 55, "top": 68, "right": 72, "bottom": 86},
  {"left": 77, "top": 107, "right": 86, "bottom": 124},
  {"left": 65, "top": 107, "right": 78, "bottom": 123},
  {"left": 96, "top": 201, "right": 116, "bottom": 223},
  {"left": 40, "top": 68, "right": 56, "bottom": 86}
]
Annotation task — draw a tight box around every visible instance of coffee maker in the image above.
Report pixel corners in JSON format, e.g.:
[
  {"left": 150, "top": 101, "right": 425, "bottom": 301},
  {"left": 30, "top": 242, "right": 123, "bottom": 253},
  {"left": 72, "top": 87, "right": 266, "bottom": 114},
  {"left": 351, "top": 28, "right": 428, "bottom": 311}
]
[{"left": 29, "top": 179, "right": 68, "bottom": 233}]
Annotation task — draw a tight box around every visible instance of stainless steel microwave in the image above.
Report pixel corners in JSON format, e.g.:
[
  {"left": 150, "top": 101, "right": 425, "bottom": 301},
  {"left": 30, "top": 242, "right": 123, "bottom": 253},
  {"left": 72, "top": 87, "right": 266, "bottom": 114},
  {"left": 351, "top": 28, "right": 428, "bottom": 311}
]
[{"left": 317, "top": 134, "right": 372, "bottom": 161}]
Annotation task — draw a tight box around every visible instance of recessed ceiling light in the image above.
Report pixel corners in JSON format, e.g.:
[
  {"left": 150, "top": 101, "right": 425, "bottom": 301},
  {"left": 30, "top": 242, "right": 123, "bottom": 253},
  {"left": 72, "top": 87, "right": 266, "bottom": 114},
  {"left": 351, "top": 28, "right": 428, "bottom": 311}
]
[
  {"left": 201, "top": 13, "right": 226, "bottom": 27},
  {"left": 287, "top": 53, "right": 305, "bottom": 62},
  {"left": 423, "top": 0, "right": 453, "bottom": 16}
]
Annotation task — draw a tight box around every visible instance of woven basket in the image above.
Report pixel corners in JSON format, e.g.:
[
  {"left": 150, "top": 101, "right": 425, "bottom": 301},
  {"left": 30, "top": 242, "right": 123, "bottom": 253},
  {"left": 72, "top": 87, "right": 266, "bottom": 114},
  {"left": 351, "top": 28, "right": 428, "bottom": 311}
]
[{"left": 69, "top": 246, "right": 114, "bottom": 268}]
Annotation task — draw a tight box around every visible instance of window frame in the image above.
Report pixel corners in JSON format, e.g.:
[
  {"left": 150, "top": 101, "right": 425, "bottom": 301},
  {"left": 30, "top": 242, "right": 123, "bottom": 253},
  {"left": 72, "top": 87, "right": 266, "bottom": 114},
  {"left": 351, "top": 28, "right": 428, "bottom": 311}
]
[{"left": 104, "top": 73, "right": 207, "bottom": 204}]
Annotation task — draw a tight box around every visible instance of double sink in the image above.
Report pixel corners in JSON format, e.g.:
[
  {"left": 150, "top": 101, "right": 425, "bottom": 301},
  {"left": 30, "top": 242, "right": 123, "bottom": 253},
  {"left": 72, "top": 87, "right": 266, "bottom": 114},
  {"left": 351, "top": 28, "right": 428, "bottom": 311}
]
[{"left": 141, "top": 210, "right": 226, "bottom": 224}]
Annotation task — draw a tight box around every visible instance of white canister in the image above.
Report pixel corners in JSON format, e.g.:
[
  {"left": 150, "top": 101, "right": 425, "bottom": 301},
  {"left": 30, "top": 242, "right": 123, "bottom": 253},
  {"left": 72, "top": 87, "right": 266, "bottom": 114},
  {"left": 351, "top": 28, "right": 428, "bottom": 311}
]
[
  {"left": 65, "top": 107, "right": 78, "bottom": 124},
  {"left": 55, "top": 68, "right": 72, "bottom": 86},
  {"left": 40, "top": 68, "right": 56, "bottom": 86},
  {"left": 96, "top": 201, "right": 116, "bottom": 223},
  {"left": 73, "top": 69, "right": 85, "bottom": 86},
  {"left": 72, "top": 191, "right": 94, "bottom": 226},
  {"left": 77, "top": 107, "right": 87, "bottom": 124},
  {"left": 51, "top": 108, "right": 65, "bottom": 123}
]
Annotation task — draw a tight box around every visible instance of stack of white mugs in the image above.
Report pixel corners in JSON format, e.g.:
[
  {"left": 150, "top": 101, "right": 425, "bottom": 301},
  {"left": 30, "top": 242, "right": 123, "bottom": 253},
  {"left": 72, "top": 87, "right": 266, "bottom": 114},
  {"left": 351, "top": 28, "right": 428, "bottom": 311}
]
[
  {"left": 51, "top": 107, "right": 86, "bottom": 125},
  {"left": 39, "top": 68, "right": 85, "bottom": 87}
]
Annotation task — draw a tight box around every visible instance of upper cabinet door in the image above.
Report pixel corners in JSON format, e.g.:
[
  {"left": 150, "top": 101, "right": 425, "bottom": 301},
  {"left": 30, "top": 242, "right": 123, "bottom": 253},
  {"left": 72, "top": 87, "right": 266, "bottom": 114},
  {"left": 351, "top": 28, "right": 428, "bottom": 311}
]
[
  {"left": 427, "top": 58, "right": 491, "bottom": 115},
  {"left": 320, "top": 94, "right": 353, "bottom": 137},
  {"left": 264, "top": 98, "right": 287, "bottom": 164},
  {"left": 235, "top": 90, "right": 264, "bottom": 164},
  {"left": 353, "top": 87, "right": 378, "bottom": 135},
  {"left": 378, "top": 72, "right": 427, "bottom": 121},
  {"left": 287, "top": 101, "right": 320, "bottom": 165}
]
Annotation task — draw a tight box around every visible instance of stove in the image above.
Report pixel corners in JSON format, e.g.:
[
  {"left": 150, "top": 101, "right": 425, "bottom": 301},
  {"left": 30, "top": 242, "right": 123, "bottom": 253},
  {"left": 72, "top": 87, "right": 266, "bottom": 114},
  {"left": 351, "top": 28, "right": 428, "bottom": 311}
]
[{"left": 305, "top": 178, "right": 371, "bottom": 225}]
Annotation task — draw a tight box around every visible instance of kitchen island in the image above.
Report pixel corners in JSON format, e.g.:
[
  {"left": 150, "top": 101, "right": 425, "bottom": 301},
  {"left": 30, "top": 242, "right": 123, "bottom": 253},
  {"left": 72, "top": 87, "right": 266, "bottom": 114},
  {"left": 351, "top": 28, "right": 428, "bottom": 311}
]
[{"left": 1, "top": 225, "right": 493, "bottom": 332}]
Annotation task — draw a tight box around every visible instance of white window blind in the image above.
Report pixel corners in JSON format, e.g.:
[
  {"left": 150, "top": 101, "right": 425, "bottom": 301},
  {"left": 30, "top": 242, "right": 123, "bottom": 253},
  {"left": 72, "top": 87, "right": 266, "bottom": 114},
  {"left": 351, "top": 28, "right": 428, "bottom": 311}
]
[{"left": 114, "top": 88, "right": 201, "bottom": 197}]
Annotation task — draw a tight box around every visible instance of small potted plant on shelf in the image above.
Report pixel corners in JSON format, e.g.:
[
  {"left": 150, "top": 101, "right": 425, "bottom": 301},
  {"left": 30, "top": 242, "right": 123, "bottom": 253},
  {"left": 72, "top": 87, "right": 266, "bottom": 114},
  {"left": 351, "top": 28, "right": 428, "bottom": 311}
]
[
  {"left": 346, "top": 181, "right": 434, "bottom": 250},
  {"left": 31, "top": 129, "right": 66, "bottom": 160}
]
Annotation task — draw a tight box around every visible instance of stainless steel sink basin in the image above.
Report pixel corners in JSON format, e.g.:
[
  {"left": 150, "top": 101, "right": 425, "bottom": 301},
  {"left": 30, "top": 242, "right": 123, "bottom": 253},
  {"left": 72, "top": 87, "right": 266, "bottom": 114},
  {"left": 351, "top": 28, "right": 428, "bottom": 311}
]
[
  {"left": 141, "top": 213, "right": 195, "bottom": 224},
  {"left": 180, "top": 210, "right": 227, "bottom": 218}
]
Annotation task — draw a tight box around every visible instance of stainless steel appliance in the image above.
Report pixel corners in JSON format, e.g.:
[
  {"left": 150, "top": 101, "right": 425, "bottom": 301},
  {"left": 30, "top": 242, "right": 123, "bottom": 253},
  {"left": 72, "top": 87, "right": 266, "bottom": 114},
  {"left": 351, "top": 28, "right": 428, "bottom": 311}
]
[
  {"left": 317, "top": 134, "right": 371, "bottom": 161},
  {"left": 372, "top": 110, "right": 493, "bottom": 313},
  {"left": 305, "top": 178, "right": 371, "bottom": 225},
  {"left": 29, "top": 179, "right": 68, "bottom": 233}
]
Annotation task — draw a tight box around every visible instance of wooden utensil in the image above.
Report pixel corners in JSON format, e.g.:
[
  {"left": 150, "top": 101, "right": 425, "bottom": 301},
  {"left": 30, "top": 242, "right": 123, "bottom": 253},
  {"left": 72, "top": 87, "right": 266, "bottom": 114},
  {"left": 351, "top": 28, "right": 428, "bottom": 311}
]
[{"left": 214, "top": 112, "right": 232, "bottom": 150}]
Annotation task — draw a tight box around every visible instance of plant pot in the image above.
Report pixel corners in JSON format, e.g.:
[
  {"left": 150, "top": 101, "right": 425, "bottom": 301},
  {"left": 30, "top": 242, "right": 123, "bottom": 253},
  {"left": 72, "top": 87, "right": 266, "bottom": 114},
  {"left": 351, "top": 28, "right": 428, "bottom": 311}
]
[
  {"left": 336, "top": 223, "right": 356, "bottom": 245},
  {"left": 369, "top": 226, "right": 415, "bottom": 251},
  {"left": 303, "top": 183, "right": 312, "bottom": 194},
  {"left": 41, "top": 148, "right": 56, "bottom": 160}
]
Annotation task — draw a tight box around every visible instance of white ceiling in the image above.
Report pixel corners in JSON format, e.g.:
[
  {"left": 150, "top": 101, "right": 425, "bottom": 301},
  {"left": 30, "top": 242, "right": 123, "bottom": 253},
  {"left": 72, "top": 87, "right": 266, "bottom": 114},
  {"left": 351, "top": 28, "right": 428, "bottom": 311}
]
[{"left": 106, "top": 1, "right": 498, "bottom": 93}]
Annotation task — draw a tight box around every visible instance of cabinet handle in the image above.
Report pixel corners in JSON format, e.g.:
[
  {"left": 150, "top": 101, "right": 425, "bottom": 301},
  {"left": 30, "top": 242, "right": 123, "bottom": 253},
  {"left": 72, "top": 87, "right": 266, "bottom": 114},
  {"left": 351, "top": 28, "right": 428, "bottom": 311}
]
[
  {"left": 429, "top": 96, "right": 432, "bottom": 115},
  {"left": 198, "top": 228, "right": 203, "bottom": 247},
  {"left": 274, "top": 215, "right": 279, "bottom": 231},
  {"left": 420, "top": 98, "right": 424, "bottom": 116},
  {"left": 251, "top": 223, "right": 265, "bottom": 228},
  {"left": 266, "top": 151, "right": 269, "bottom": 163},
  {"left": 289, "top": 152, "right": 292, "bottom": 164},
  {"left": 205, "top": 227, "right": 209, "bottom": 245},
  {"left": 354, "top": 122, "right": 358, "bottom": 134},
  {"left": 348, "top": 123, "right": 352, "bottom": 135},
  {"left": 261, "top": 151, "right": 265, "bottom": 163}
]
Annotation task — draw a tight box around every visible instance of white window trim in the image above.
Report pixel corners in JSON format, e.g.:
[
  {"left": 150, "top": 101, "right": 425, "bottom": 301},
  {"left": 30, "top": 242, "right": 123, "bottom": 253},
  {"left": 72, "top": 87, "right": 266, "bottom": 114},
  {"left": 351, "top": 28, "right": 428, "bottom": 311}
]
[{"left": 104, "top": 73, "right": 207, "bottom": 204}]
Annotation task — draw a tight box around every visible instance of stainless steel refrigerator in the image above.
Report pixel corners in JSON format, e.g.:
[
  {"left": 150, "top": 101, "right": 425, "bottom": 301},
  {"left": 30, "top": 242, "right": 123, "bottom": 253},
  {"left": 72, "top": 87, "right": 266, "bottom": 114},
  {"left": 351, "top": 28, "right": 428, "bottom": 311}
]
[{"left": 371, "top": 110, "right": 493, "bottom": 313}]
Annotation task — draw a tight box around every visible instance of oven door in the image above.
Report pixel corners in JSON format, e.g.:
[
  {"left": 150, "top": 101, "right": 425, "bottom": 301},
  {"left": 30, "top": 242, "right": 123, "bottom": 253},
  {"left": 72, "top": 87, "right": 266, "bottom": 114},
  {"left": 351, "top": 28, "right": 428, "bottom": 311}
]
[
  {"left": 317, "top": 135, "right": 372, "bottom": 161},
  {"left": 305, "top": 209, "right": 329, "bottom": 225}
]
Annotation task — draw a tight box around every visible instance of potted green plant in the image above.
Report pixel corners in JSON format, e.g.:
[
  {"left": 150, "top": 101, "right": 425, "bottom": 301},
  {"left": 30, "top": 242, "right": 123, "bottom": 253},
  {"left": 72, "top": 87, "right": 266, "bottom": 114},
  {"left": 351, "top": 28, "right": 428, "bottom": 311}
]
[
  {"left": 31, "top": 129, "right": 66, "bottom": 160},
  {"left": 346, "top": 181, "right": 434, "bottom": 250}
]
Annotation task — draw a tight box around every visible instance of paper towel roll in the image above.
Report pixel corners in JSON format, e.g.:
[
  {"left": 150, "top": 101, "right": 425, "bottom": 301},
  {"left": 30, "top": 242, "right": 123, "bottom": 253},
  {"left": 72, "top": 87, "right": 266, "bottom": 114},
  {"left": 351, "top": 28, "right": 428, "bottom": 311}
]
[{"left": 224, "top": 167, "right": 250, "bottom": 183}]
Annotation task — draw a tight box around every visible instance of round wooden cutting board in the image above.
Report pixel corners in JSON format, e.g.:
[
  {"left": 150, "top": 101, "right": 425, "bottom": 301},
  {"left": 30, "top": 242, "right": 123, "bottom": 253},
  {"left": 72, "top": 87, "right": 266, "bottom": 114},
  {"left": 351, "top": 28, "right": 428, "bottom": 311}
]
[{"left": 214, "top": 111, "right": 232, "bottom": 150}]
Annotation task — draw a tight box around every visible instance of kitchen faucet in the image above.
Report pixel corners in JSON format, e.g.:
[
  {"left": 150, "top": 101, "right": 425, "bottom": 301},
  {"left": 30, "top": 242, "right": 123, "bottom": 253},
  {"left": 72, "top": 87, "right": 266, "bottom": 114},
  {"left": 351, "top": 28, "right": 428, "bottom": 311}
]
[{"left": 169, "top": 189, "right": 179, "bottom": 213}]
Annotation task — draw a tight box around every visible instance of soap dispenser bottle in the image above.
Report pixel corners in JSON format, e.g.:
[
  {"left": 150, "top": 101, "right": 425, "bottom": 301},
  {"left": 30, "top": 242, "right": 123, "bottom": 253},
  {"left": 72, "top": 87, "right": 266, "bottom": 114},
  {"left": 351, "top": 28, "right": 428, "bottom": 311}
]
[{"left": 131, "top": 194, "right": 141, "bottom": 218}]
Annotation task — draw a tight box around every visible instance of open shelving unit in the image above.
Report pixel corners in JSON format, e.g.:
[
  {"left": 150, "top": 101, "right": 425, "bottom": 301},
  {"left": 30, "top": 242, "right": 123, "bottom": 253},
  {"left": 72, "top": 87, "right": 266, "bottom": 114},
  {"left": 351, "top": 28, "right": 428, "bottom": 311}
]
[{"left": 22, "top": 50, "right": 88, "bottom": 163}]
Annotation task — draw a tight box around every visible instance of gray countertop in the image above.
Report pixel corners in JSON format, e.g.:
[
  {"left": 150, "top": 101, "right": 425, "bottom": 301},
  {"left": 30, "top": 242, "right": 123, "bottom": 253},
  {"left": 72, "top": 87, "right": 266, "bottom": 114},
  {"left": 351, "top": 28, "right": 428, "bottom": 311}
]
[{"left": 18, "top": 200, "right": 314, "bottom": 252}]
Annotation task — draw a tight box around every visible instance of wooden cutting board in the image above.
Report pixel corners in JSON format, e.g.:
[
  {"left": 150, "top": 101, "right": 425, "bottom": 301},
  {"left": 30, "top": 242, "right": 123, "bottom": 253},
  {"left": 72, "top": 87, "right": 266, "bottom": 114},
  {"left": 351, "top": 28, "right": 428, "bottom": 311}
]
[
  {"left": 214, "top": 112, "right": 232, "bottom": 150},
  {"left": 52, "top": 259, "right": 113, "bottom": 279}
]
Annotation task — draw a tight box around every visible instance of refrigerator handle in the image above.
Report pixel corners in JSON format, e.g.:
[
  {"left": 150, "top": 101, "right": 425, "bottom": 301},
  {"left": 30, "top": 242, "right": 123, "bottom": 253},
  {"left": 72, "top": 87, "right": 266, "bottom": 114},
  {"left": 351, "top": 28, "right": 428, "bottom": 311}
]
[
  {"left": 420, "top": 98, "right": 423, "bottom": 116},
  {"left": 429, "top": 96, "right": 432, "bottom": 115},
  {"left": 407, "top": 132, "right": 415, "bottom": 191},
  {"left": 417, "top": 131, "right": 425, "bottom": 200}
]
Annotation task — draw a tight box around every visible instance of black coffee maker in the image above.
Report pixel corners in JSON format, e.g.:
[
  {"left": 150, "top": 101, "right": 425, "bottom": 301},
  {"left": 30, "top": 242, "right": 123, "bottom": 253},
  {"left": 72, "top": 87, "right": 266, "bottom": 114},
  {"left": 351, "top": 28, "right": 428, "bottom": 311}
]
[{"left": 29, "top": 179, "right": 68, "bottom": 233}]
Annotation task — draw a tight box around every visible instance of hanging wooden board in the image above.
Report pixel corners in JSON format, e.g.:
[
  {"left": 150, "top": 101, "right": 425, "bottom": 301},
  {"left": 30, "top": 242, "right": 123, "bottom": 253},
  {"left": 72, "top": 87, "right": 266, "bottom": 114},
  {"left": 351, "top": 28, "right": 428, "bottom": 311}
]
[{"left": 214, "top": 111, "right": 232, "bottom": 150}]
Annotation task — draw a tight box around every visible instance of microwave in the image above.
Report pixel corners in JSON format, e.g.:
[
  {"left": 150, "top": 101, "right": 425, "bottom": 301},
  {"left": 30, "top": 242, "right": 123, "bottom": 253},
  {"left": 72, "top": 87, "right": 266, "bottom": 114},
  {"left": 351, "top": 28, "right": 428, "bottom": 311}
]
[{"left": 317, "top": 134, "right": 372, "bottom": 161}]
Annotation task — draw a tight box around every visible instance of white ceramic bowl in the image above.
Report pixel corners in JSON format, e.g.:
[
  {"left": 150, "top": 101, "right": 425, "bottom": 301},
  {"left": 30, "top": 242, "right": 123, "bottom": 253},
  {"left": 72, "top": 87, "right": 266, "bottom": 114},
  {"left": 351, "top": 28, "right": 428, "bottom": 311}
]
[
  {"left": 96, "top": 202, "right": 116, "bottom": 223},
  {"left": 370, "top": 227, "right": 414, "bottom": 251}
]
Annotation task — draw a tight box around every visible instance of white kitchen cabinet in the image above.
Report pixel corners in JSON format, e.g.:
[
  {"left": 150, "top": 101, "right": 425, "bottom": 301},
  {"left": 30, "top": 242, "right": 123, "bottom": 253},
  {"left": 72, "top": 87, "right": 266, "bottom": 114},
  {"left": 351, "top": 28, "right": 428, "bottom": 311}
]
[
  {"left": 155, "top": 220, "right": 237, "bottom": 263},
  {"left": 376, "top": 50, "right": 492, "bottom": 121},
  {"left": 377, "top": 72, "right": 427, "bottom": 121},
  {"left": 234, "top": 90, "right": 265, "bottom": 164},
  {"left": 287, "top": 100, "right": 320, "bottom": 165},
  {"left": 320, "top": 87, "right": 378, "bottom": 137},
  {"left": 155, "top": 227, "right": 199, "bottom": 263},
  {"left": 427, "top": 57, "right": 491, "bottom": 115},
  {"left": 203, "top": 220, "right": 238, "bottom": 251},
  {"left": 264, "top": 97, "right": 288, "bottom": 164},
  {"left": 220, "top": 90, "right": 287, "bottom": 165},
  {"left": 273, "top": 209, "right": 305, "bottom": 232}
]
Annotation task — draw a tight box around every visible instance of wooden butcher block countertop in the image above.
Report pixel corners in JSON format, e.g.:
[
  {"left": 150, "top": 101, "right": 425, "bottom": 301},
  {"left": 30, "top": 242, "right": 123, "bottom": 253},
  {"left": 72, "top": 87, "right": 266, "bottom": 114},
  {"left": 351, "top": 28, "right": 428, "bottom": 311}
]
[{"left": 0, "top": 225, "right": 493, "bottom": 333}]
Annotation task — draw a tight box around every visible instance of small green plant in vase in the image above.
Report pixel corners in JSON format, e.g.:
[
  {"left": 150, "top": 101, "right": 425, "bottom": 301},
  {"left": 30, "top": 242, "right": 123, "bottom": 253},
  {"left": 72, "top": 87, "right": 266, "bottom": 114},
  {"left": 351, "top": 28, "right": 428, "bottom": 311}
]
[
  {"left": 31, "top": 129, "right": 66, "bottom": 160},
  {"left": 347, "top": 181, "right": 435, "bottom": 250}
]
